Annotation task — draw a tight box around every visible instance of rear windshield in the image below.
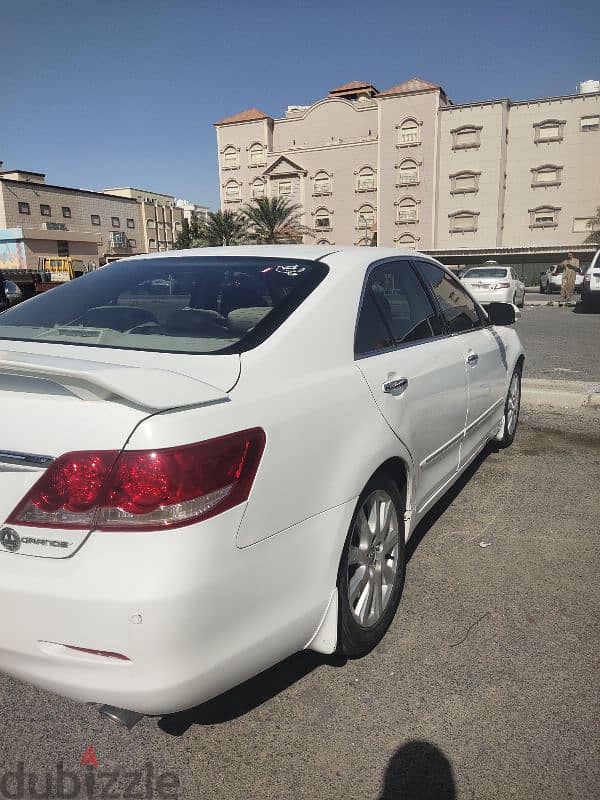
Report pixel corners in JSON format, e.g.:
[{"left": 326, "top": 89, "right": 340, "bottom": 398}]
[
  {"left": 0, "top": 256, "right": 327, "bottom": 354},
  {"left": 463, "top": 268, "right": 508, "bottom": 279}
]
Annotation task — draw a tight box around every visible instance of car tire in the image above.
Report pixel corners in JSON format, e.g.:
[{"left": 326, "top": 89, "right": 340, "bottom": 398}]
[
  {"left": 337, "top": 473, "right": 406, "bottom": 657},
  {"left": 498, "top": 364, "right": 522, "bottom": 449}
]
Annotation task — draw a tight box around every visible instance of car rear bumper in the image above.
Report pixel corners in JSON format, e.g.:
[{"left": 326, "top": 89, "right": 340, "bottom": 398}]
[
  {"left": 470, "top": 289, "right": 513, "bottom": 304},
  {"left": 0, "top": 500, "right": 352, "bottom": 714}
]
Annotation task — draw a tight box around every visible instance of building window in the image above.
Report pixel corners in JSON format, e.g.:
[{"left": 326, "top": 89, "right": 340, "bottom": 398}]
[
  {"left": 529, "top": 206, "right": 560, "bottom": 228},
  {"left": 451, "top": 126, "right": 482, "bottom": 150},
  {"left": 251, "top": 178, "right": 266, "bottom": 199},
  {"left": 146, "top": 218, "right": 156, "bottom": 228},
  {"left": 449, "top": 211, "right": 479, "bottom": 233},
  {"left": 450, "top": 171, "right": 480, "bottom": 194},
  {"left": 398, "top": 160, "right": 419, "bottom": 185},
  {"left": 222, "top": 146, "right": 239, "bottom": 169},
  {"left": 580, "top": 115, "right": 599, "bottom": 132},
  {"left": 356, "top": 204, "right": 375, "bottom": 229},
  {"left": 174, "top": 221, "right": 182, "bottom": 231},
  {"left": 128, "top": 238, "right": 137, "bottom": 247},
  {"left": 316, "top": 239, "right": 331, "bottom": 245},
  {"left": 126, "top": 218, "right": 135, "bottom": 229},
  {"left": 314, "top": 208, "right": 332, "bottom": 230},
  {"left": 398, "top": 119, "right": 419, "bottom": 145},
  {"left": 18, "top": 202, "right": 30, "bottom": 214},
  {"left": 397, "top": 234, "right": 418, "bottom": 250},
  {"left": 111, "top": 216, "right": 120, "bottom": 228},
  {"left": 313, "top": 171, "right": 331, "bottom": 195},
  {"left": 573, "top": 217, "right": 600, "bottom": 233},
  {"left": 356, "top": 167, "right": 376, "bottom": 191},
  {"left": 396, "top": 198, "right": 418, "bottom": 222},
  {"left": 91, "top": 214, "right": 101, "bottom": 226},
  {"left": 531, "top": 164, "right": 562, "bottom": 187},
  {"left": 60, "top": 206, "right": 71, "bottom": 219},
  {"left": 248, "top": 143, "right": 266, "bottom": 166},
  {"left": 148, "top": 238, "right": 156, "bottom": 248},
  {"left": 40, "top": 204, "right": 51, "bottom": 217},
  {"left": 534, "top": 119, "right": 565, "bottom": 143},
  {"left": 57, "top": 240, "right": 69, "bottom": 257},
  {"left": 278, "top": 180, "right": 292, "bottom": 196},
  {"left": 225, "top": 180, "right": 242, "bottom": 201}
]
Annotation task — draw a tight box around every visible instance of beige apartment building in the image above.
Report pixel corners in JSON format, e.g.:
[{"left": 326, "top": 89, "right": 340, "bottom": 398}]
[
  {"left": 104, "top": 187, "right": 185, "bottom": 253},
  {"left": 215, "top": 78, "right": 600, "bottom": 273}
]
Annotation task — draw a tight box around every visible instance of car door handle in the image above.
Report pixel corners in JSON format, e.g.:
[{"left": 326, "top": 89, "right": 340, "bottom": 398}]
[
  {"left": 466, "top": 353, "right": 479, "bottom": 366},
  {"left": 382, "top": 377, "right": 409, "bottom": 394}
]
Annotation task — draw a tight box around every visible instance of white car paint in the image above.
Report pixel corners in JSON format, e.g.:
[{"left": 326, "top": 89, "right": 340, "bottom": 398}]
[
  {"left": 582, "top": 250, "right": 600, "bottom": 308},
  {"left": 461, "top": 266, "right": 526, "bottom": 307},
  {"left": 0, "top": 246, "right": 524, "bottom": 714},
  {"left": 540, "top": 265, "right": 584, "bottom": 294}
]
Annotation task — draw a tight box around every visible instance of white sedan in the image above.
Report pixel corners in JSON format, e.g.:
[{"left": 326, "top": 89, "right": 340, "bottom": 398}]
[
  {"left": 461, "top": 266, "right": 526, "bottom": 307},
  {"left": 0, "top": 246, "right": 524, "bottom": 723}
]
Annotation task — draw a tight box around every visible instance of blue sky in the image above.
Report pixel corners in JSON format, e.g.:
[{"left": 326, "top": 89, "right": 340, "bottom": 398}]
[{"left": 2, "top": 0, "right": 597, "bottom": 209}]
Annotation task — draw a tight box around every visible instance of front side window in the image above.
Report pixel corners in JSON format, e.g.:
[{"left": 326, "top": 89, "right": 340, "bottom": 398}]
[
  {"left": 414, "top": 260, "right": 482, "bottom": 334},
  {"left": 355, "top": 261, "right": 443, "bottom": 356},
  {"left": 0, "top": 257, "right": 328, "bottom": 356},
  {"left": 40, "top": 204, "right": 51, "bottom": 216}
]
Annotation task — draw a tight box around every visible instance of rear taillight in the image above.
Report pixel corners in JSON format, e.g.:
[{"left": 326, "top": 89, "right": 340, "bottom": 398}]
[
  {"left": 493, "top": 282, "right": 511, "bottom": 290},
  {"left": 7, "top": 428, "right": 265, "bottom": 531}
]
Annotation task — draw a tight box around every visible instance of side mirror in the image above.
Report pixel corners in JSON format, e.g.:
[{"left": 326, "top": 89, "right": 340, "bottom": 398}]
[{"left": 484, "top": 302, "right": 517, "bottom": 325}]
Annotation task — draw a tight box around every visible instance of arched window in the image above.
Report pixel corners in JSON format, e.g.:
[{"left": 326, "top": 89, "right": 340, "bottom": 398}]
[
  {"left": 222, "top": 146, "right": 239, "bottom": 168},
  {"left": 398, "top": 160, "right": 419, "bottom": 184},
  {"left": 399, "top": 119, "right": 419, "bottom": 145},
  {"left": 248, "top": 143, "right": 266, "bottom": 166},
  {"left": 397, "top": 198, "right": 418, "bottom": 222},
  {"left": 357, "top": 166, "right": 376, "bottom": 191},
  {"left": 397, "top": 234, "right": 417, "bottom": 250},
  {"left": 148, "top": 238, "right": 157, "bottom": 249},
  {"left": 224, "top": 180, "right": 241, "bottom": 201},
  {"left": 251, "top": 178, "right": 266, "bottom": 198},
  {"left": 356, "top": 237, "right": 370, "bottom": 247},
  {"left": 315, "top": 208, "right": 332, "bottom": 230},
  {"left": 317, "top": 239, "right": 331, "bottom": 245},
  {"left": 313, "top": 171, "right": 331, "bottom": 195},
  {"left": 357, "top": 204, "right": 375, "bottom": 228},
  {"left": 146, "top": 218, "right": 156, "bottom": 228},
  {"left": 449, "top": 210, "right": 479, "bottom": 232}
]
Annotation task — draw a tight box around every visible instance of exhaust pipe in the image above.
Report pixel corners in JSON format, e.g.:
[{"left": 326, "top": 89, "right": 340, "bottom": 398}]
[{"left": 98, "top": 705, "right": 144, "bottom": 730}]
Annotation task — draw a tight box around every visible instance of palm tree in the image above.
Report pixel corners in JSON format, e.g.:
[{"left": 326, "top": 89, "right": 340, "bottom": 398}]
[
  {"left": 585, "top": 206, "right": 600, "bottom": 245},
  {"left": 194, "top": 210, "right": 249, "bottom": 247},
  {"left": 241, "top": 197, "right": 313, "bottom": 244}
]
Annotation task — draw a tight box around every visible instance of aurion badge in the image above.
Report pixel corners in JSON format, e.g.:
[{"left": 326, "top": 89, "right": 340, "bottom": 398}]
[{"left": 0, "top": 527, "right": 21, "bottom": 553}]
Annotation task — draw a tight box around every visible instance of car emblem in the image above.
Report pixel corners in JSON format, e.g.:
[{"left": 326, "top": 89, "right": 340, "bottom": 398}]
[{"left": 0, "top": 527, "right": 21, "bottom": 553}]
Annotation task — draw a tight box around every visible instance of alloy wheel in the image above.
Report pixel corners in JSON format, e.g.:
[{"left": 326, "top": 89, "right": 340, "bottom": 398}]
[
  {"left": 506, "top": 371, "right": 521, "bottom": 436},
  {"left": 347, "top": 490, "right": 400, "bottom": 628}
]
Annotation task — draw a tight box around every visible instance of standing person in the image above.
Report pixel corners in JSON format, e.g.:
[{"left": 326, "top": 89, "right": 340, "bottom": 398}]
[{"left": 559, "top": 252, "right": 580, "bottom": 304}]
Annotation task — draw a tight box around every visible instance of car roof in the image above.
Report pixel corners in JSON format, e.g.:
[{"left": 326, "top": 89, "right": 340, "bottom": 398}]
[{"left": 120, "top": 245, "right": 440, "bottom": 271}]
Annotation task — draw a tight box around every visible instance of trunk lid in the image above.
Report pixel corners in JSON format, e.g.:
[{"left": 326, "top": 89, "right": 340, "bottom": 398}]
[{"left": 0, "top": 343, "right": 239, "bottom": 558}]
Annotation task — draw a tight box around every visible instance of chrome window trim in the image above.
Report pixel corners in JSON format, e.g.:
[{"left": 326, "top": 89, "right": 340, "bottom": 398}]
[{"left": 0, "top": 450, "right": 54, "bottom": 468}]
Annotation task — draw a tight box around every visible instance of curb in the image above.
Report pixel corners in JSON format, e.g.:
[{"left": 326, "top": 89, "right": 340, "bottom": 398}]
[{"left": 522, "top": 379, "right": 600, "bottom": 410}]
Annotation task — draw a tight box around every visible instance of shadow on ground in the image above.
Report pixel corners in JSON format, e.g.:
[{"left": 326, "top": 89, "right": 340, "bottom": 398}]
[
  {"left": 379, "top": 740, "right": 456, "bottom": 799},
  {"left": 159, "top": 446, "right": 494, "bottom": 736}
]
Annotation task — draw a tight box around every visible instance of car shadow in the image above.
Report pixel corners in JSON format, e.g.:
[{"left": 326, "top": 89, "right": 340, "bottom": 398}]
[
  {"left": 406, "top": 444, "right": 493, "bottom": 563},
  {"left": 158, "top": 650, "right": 347, "bottom": 736},
  {"left": 378, "top": 740, "right": 456, "bottom": 799},
  {"left": 158, "top": 446, "right": 493, "bottom": 737}
]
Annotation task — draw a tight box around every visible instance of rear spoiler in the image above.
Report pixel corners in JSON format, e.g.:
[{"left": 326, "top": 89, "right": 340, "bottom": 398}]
[{"left": 0, "top": 350, "right": 229, "bottom": 411}]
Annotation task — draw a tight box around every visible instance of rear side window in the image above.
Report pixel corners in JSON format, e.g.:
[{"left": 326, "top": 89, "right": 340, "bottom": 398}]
[
  {"left": 0, "top": 257, "right": 327, "bottom": 355},
  {"left": 414, "top": 260, "right": 482, "bottom": 334},
  {"left": 355, "top": 260, "right": 442, "bottom": 356}
]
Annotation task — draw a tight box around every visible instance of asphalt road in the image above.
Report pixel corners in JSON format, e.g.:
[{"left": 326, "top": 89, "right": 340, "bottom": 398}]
[
  {"left": 0, "top": 309, "right": 599, "bottom": 800},
  {"left": 516, "top": 305, "right": 600, "bottom": 382}
]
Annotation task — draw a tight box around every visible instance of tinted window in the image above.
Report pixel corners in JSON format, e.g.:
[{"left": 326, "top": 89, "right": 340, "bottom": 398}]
[
  {"left": 355, "top": 261, "right": 442, "bottom": 356},
  {"left": 0, "top": 257, "right": 327, "bottom": 355},
  {"left": 415, "top": 261, "right": 482, "bottom": 334},
  {"left": 463, "top": 268, "right": 507, "bottom": 279}
]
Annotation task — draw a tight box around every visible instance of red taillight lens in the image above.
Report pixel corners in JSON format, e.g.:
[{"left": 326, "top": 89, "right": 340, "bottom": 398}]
[
  {"left": 493, "top": 282, "right": 511, "bottom": 290},
  {"left": 8, "top": 428, "right": 266, "bottom": 531}
]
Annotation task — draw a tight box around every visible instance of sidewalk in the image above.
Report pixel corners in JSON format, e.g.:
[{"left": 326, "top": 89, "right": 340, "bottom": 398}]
[{"left": 522, "top": 378, "right": 600, "bottom": 410}]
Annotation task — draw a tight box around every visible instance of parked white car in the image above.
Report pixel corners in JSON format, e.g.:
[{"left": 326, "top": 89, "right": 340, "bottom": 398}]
[
  {"left": 581, "top": 250, "right": 600, "bottom": 310},
  {"left": 539, "top": 264, "right": 584, "bottom": 295},
  {"left": 461, "top": 266, "right": 525, "bottom": 307},
  {"left": 0, "top": 246, "right": 524, "bottom": 722}
]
